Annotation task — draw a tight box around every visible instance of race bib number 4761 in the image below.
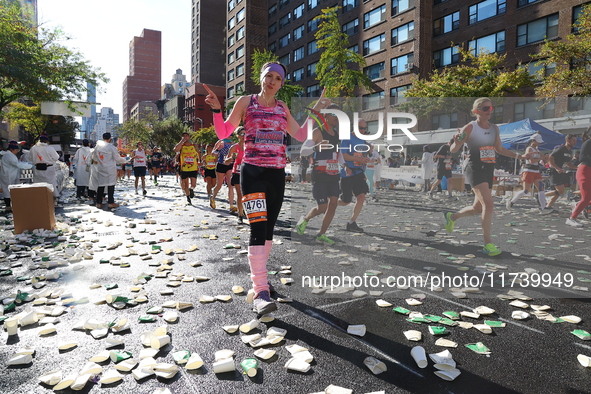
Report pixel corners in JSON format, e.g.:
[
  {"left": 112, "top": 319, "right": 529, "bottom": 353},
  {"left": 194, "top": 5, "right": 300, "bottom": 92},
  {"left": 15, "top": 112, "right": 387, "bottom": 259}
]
[{"left": 242, "top": 192, "right": 267, "bottom": 223}]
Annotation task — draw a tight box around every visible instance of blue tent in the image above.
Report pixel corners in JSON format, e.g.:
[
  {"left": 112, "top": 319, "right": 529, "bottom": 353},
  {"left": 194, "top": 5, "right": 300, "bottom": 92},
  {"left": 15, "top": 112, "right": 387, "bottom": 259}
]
[{"left": 498, "top": 118, "right": 581, "bottom": 151}]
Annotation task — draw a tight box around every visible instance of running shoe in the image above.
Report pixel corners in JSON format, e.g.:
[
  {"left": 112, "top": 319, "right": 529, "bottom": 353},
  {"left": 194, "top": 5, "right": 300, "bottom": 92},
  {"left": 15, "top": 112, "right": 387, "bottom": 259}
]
[
  {"left": 346, "top": 221, "right": 364, "bottom": 233},
  {"left": 505, "top": 199, "right": 513, "bottom": 210},
  {"left": 229, "top": 205, "right": 238, "bottom": 213},
  {"left": 143, "top": 189, "right": 147, "bottom": 196},
  {"left": 210, "top": 197, "right": 216, "bottom": 209},
  {"left": 135, "top": 189, "right": 138, "bottom": 195},
  {"left": 444, "top": 212, "right": 455, "bottom": 233},
  {"left": 108, "top": 203, "right": 119, "bottom": 209},
  {"left": 154, "top": 182, "right": 158, "bottom": 186},
  {"left": 584, "top": 208, "right": 590, "bottom": 220},
  {"left": 566, "top": 218, "right": 584, "bottom": 228},
  {"left": 237, "top": 215, "right": 244, "bottom": 224},
  {"left": 187, "top": 196, "right": 192, "bottom": 205},
  {"left": 253, "top": 291, "right": 277, "bottom": 315},
  {"left": 295, "top": 217, "right": 308, "bottom": 235},
  {"left": 482, "top": 243, "right": 502, "bottom": 256},
  {"left": 96, "top": 204, "right": 102, "bottom": 208},
  {"left": 539, "top": 207, "right": 554, "bottom": 215},
  {"left": 189, "top": 189, "right": 195, "bottom": 198},
  {"left": 316, "top": 234, "right": 335, "bottom": 245}
]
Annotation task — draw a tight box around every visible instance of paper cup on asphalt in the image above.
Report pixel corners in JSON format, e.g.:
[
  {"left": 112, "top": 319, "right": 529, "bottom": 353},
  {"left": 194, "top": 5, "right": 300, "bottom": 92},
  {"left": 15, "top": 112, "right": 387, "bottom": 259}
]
[
  {"left": 404, "top": 330, "right": 422, "bottom": 341},
  {"left": 38, "top": 323, "right": 56, "bottom": 336},
  {"left": 4, "top": 317, "right": 19, "bottom": 335},
  {"left": 132, "top": 367, "right": 155, "bottom": 380},
  {"left": 364, "top": 356, "right": 387, "bottom": 375},
  {"left": 347, "top": 324, "right": 366, "bottom": 337},
  {"left": 512, "top": 311, "right": 529, "bottom": 320},
  {"left": 254, "top": 348, "right": 276, "bottom": 360},
  {"left": 239, "top": 319, "right": 258, "bottom": 333},
  {"left": 578, "top": 354, "right": 591, "bottom": 367},
  {"left": 214, "top": 349, "right": 235, "bottom": 362},
  {"left": 284, "top": 357, "right": 311, "bottom": 373},
  {"left": 410, "top": 346, "right": 428, "bottom": 368},
  {"left": 38, "top": 370, "right": 62, "bottom": 386},
  {"left": 241, "top": 358, "right": 259, "bottom": 377},
  {"left": 213, "top": 358, "right": 235, "bottom": 374},
  {"left": 99, "top": 369, "right": 123, "bottom": 384},
  {"left": 561, "top": 315, "right": 582, "bottom": 324},
  {"left": 79, "top": 361, "right": 102, "bottom": 376},
  {"left": 150, "top": 335, "right": 170, "bottom": 349},
  {"left": 7, "top": 354, "right": 32, "bottom": 365},
  {"left": 19, "top": 310, "right": 38, "bottom": 326},
  {"left": 185, "top": 353, "right": 204, "bottom": 370},
  {"left": 70, "top": 373, "right": 91, "bottom": 391},
  {"left": 434, "top": 368, "right": 461, "bottom": 381},
  {"left": 89, "top": 350, "right": 110, "bottom": 363},
  {"left": 53, "top": 373, "right": 77, "bottom": 391},
  {"left": 474, "top": 324, "right": 492, "bottom": 334}
]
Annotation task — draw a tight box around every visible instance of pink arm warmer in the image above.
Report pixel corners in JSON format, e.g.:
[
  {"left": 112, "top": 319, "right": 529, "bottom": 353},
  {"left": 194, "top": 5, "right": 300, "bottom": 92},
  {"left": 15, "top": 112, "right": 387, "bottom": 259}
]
[
  {"left": 293, "top": 118, "right": 312, "bottom": 142},
  {"left": 213, "top": 112, "right": 235, "bottom": 140}
]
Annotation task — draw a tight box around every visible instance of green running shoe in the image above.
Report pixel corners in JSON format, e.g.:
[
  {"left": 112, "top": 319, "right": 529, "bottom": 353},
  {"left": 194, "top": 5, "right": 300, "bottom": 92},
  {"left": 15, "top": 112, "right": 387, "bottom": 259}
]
[
  {"left": 295, "top": 217, "right": 308, "bottom": 235},
  {"left": 444, "top": 212, "right": 455, "bottom": 233},
  {"left": 482, "top": 243, "right": 502, "bottom": 256},
  {"left": 316, "top": 234, "right": 335, "bottom": 245}
]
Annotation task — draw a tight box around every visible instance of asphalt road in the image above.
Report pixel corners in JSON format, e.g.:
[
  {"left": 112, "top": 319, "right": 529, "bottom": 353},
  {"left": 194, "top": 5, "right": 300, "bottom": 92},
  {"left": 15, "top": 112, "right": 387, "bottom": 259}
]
[{"left": 1, "top": 174, "right": 591, "bottom": 394}]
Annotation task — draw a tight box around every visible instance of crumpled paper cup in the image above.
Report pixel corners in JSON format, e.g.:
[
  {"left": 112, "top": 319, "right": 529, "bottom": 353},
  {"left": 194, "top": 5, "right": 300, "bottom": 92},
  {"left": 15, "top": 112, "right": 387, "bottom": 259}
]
[
  {"left": 363, "top": 356, "right": 387, "bottom": 375},
  {"left": 114, "top": 358, "right": 138, "bottom": 372},
  {"left": 79, "top": 362, "right": 102, "bottom": 376},
  {"left": 163, "top": 311, "right": 178, "bottom": 323},
  {"left": 89, "top": 350, "right": 110, "bottom": 363},
  {"left": 429, "top": 350, "right": 456, "bottom": 368},
  {"left": 241, "top": 358, "right": 259, "bottom": 377},
  {"left": 58, "top": 341, "right": 78, "bottom": 351},
  {"left": 293, "top": 350, "right": 314, "bottom": 363},
  {"left": 132, "top": 367, "right": 154, "bottom": 380},
  {"left": 37, "top": 323, "right": 56, "bottom": 336},
  {"left": 214, "top": 349, "right": 235, "bottom": 362},
  {"left": 347, "top": 324, "right": 366, "bottom": 337},
  {"left": 254, "top": 348, "right": 276, "bottom": 360},
  {"left": 185, "top": 353, "right": 204, "bottom": 370},
  {"left": 38, "top": 370, "right": 62, "bottom": 386},
  {"left": 4, "top": 317, "right": 19, "bottom": 335},
  {"left": 150, "top": 335, "right": 170, "bottom": 350},
  {"left": 105, "top": 338, "right": 124, "bottom": 349},
  {"left": 512, "top": 311, "right": 530, "bottom": 320},
  {"left": 18, "top": 310, "right": 38, "bottom": 326},
  {"left": 284, "top": 357, "right": 310, "bottom": 373},
  {"left": 578, "top": 354, "right": 591, "bottom": 367},
  {"left": 239, "top": 319, "right": 259, "bottom": 333},
  {"left": 53, "top": 373, "right": 78, "bottom": 390},
  {"left": 434, "top": 368, "right": 461, "bottom": 381},
  {"left": 473, "top": 324, "right": 492, "bottom": 334},
  {"left": 7, "top": 354, "right": 32, "bottom": 365},
  {"left": 403, "top": 330, "right": 422, "bottom": 341},
  {"left": 70, "top": 373, "right": 92, "bottom": 391},
  {"left": 410, "top": 346, "right": 428, "bottom": 369},
  {"left": 213, "top": 358, "right": 235, "bottom": 374},
  {"left": 98, "top": 369, "right": 123, "bottom": 384},
  {"left": 139, "top": 348, "right": 159, "bottom": 360},
  {"left": 223, "top": 325, "right": 239, "bottom": 334}
]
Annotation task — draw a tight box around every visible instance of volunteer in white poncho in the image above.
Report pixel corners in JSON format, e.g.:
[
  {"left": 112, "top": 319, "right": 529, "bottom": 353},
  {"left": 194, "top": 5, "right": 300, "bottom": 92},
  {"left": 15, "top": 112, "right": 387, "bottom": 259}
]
[
  {"left": 0, "top": 140, "right": 33, "bottom": 212},
  {"left": 92, "top": 133, "right": 127, "bottom": 208},
  {"left": 29, "top": 133, "right": 59, "bottom": 195},
  {"left": 72, "top": 139, "right": 92, "bottom": 199},
  {"left": 421, "top": 145, "right": 435, "bottom": 193}
]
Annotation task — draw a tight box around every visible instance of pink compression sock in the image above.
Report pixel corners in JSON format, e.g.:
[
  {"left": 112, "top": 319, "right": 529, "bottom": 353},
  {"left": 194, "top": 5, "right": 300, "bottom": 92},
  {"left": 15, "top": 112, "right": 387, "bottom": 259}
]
[{"left": 248, "top": 245, "right": 269, "bottom": 294}]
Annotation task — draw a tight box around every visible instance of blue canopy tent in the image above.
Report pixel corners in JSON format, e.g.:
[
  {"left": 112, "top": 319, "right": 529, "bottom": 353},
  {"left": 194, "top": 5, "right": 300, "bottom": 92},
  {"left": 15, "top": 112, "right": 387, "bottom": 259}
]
[{"left": 498, "top": 118, "right": 582, "bottom": 151}]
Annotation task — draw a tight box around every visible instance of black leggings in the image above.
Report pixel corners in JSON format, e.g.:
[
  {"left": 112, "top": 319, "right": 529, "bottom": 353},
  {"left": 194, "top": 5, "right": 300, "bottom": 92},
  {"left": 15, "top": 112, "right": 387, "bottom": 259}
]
[
  {"left": 241, "top": 163, "right": 285, "bottom": 246},
  {"left": 96, "top": 185, "right": 115, "bottom": 204}
]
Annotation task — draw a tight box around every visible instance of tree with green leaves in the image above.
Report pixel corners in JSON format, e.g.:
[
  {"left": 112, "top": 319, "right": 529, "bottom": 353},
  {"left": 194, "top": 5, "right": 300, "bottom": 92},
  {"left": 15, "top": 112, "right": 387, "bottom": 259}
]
[
  {"left": 536, "top": 4, "right": 591, "bottom": 97},
  {"left": 250, "top": 48, "right": 303, "bottom": 107},
  {"left": 0, "top": 0, "right": 108, "bottom": 116},
  {"left": 314, "top": 6, "right": 372, "bottom": 98},
  {"left": 191, "top": 125, "right": 220, "bottom": 145},
  {"left": 4, "top": 102, "right": 77, "bottom": 146},
  {"left": 118, "top": 115, "right": 157, "bottom": 149},
  {"left": 151, "top": 117, "right": 191, "bottom": 155}
]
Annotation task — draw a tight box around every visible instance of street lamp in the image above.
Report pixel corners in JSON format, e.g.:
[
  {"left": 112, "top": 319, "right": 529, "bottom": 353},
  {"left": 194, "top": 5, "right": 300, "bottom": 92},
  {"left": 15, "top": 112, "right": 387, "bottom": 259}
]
[{"left": 195, "top": 117, "right": 204, "bottom": 130}]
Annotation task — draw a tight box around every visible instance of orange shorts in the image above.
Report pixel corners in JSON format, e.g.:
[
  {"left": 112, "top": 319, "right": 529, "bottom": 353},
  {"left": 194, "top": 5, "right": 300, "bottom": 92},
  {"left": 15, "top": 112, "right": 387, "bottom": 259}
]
[{"left": 521, "top": 171, "right": 542, "bottom": 184}]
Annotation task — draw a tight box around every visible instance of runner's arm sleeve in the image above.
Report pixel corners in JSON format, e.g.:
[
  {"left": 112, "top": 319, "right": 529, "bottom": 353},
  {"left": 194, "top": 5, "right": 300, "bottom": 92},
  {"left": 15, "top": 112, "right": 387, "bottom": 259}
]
[
  {"left": 300, "top": 138, "right": 316, "bottom": 157},
  {"left": 213, "top": 112, "right": 236, "bottom": 140}
]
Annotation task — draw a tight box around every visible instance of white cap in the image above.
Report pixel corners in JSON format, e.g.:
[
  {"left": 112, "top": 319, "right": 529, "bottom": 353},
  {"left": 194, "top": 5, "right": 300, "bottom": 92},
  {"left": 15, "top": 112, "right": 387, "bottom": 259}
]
[{"left": 530, "top": 133, "right": 544, "bottom": 144}]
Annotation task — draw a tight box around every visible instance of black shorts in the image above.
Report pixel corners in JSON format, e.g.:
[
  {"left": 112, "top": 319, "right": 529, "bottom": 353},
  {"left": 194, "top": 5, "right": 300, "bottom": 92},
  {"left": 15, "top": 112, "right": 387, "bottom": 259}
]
[
  {"left": 549, "top": 170, "right": 570, "bottom": 186},
  {"left": 464, "top": 162, "right": 495, "bottom": 189},
  {"left": 216, "top": 163, "right": 233, "bottom": 174},
  {"left": 147, "top": 162, "right": 152, "bottom": 170},
  {"left": 133, "top": 166, "right": 146, "bottom": 177},
  {"left": 152, "top": 161, "right": 161, "bottom": 169},
  {"left": 340, "top": 172, "right": 369, "bottom": 204},
  {"left": 231, "top": 173, "right": 240, "bottom": 186},
  {"left": 180, "top": 171, "right": 198, "bottom": 180},
  {"left": 312, "top": 179, "right": 340, "bottom": 205},
  {"left": 437, "top": 169, "right": 453, "bottom": 180},
  {"left": 204, "top": 168, "right": 216, "bottom": 179}
]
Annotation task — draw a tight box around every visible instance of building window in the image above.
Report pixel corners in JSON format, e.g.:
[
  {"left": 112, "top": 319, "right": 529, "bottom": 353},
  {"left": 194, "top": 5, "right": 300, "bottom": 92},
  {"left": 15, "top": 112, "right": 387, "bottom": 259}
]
[
  {"left": 469, "top": 0, "right": 506, "bottom": 25},
  {"left": 517, "top": 0, "right": 541, "bottom": 7},
  {"left": 236, "top": 45, "right": 244, "bottom": 59},
  {"left": 392, "top": 0, "right": 414, "bottom": 16},
  {"left": 342, "top": 19, "right": 359, "bottom": 36},
  {"left": 294, "top": 25, "right": 305, "bottom": 41},
  {"left": 469, "top": 31, "right": 505, "bottom": 55},
  {"left": 308, "top": 40, "right": 319, "bottom": 54},
  {"left": 349, "top": 44, "right": 359, "bottom": 53},
  {"left": 363, "top": 34, "right": 385, "bottom": 56},
  {"left": 279, "top": 14, "right": 291, "bottom": 29},
  {"left": 228, "top": 34, "right": 235, "bottom": 47},
  {"left": 343, "top": 0, "right": 359, "bottom": 13},
  {"left": 294, "top": 3, "right": 305, "bottom": 20},
  {"left": 364, "top": 62, "right": 385, "bottom": 80},
  {"left": 279, "top": 0, "right": 290, "bottom": 10},
  {"left": 279, "top": 53, "right": 290, "bottom": 66},
  {"left": 228, "top": 52, "right": 235, "bottom": 64},
  {"left": 279, "top": 33, "right": 291, "bottom": 49},
  {"left": 362, "top": 91, "right": 385, "bottom": 111},
  {"left": 433, "top": 12, "right": 459, "bottom": 36},
  {"left": 236, "top": 63, "right": 245, "bottom": 77},
  {"left": 434, "top": 0, "right": 449, "bottom": 4},
  {"left": 514, "top": 100, "right": 554, "bottom": 120},
  {"left": 433, "top": 46, "right": 459, "bottom": 67},
  {"left": 391, "top": 22, "right": 414, "bottom": 45},
  {"left": 307, "top": 61, "right": 318, "bottom": 77},
  {"left": 364, "top": 5, "right": 386, "bottom": 29},
  {"left": 269, "top": 4, "right": 277, "bottom": 17},
  {"left": 228, "top": 87, "right": 235, "bottom": 99},
  {"left": 517, "top": 14, "right": 559, "bottom": 47},
  {"left": 237, "top": 27, "right": 245, "bottom": 40},
  {"left": 390, "top": 84, "right": 411, "bottom": 106},
  {"left": 236, "top": 82, "right": 244, "bottom": 94},
  {"left": 228, "top": 69, "right": 235, "bottom": 81},
  {"left": 568, "top": 97, "right": 591, "bottom": 112},
  {"left": 574, "top": 4, "right": 586, "bottom": 32},
  {"left": 294, "top": 46, "right": 305, "bottom": 62},
  {"left": 307, "top": 84, "right": 321, "bottom": 97},
  {"left": 391, "top": 53, "right": 414, "bottom": 74},
  {"left": 431, "top": 113, "right": 458, "bottom": 129},
  {"left": 268, "top": 42, "right": 277, "bottom": 52},
  {"left": 293, "top": 67, "right": 305, "bottom": 82},
  {"left": 269, "top": 23, "right": 277, "bottom": 36},
  {"left": 308, "top": 0, "right": 319, "bottom": 9},
  {"left": 237, "top": 8, "right": 245, "bottom": 22},
  {"left": 228, "top": 17, "right": 235, "bottom": 30},
  {"left": 228, "top": 0, "right": 235, "bottom": 11},
  {"left": 308, "top": 18, "right": 320, "bottom": 33},
  {"left": 524, "top": 61, "right": 556, "bottom": 81}
]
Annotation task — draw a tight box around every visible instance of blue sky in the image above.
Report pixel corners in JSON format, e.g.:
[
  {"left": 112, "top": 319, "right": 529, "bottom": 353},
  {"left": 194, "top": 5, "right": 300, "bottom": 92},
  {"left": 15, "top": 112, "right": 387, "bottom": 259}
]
[{"left": 37, "top": 0, "right": 192, "bottom": 117}]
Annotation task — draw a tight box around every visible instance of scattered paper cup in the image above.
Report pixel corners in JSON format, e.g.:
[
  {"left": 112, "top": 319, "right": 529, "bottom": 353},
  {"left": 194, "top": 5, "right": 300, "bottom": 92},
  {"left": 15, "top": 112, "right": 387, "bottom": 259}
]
[
  {"left": 114, "top": 358, "right": 138, "bottom": 372},
  {"left": 254, "top": 348, "right": 276, "bottom": 360},
  {"left": 434, "top": 368, "right": 461, "bottom": 381},
  {"left": 154, "top": 363, "right": 179, "bottom": 379},
  {"left": 578, "top": 354, "right": 591, "bottom": 367},
  {"left": 58, "top": 341, "right": 78, "bottom": 351},
  {"left": 38, "top": 370, "right": 62, "bottom": 386},
  {"left": 70, "top": 373, "right": 92, "bottom": 391},
  {"left": 132, "top": 367, "right": 154, "bottom": 380},
  {"left": 473, "top": 324, "right": 493, "bottom": 334},
  {"left": 404, "top": 330, "right": 422, "bottom": 341},
  {"left": 98, "top": 369, "right": 123, "bottom": 384},
  {"left": 18, "top": 310, "right": 38, "bottom": 326},
  {"left": 512, "top": 311, "right": 530, "bottom": 320},
  {"left": 79, "top": 362, "right": 102, "bottom": 376},
  {"left": 214, "top": 349, "right": 235, "bottom": 362},
  {"left": 347, "top": 324, "right": 366, "bottom": 337},
  {"left": 185, "top": 353, "right": 204, "bottom": 370},
  {"left": 4, "top": 317, "right": 19, "bottom": 335},
  {"left": 150, "top": 335, "right": 171, "bottom": 350},
  {"left": 222, "top": 325, "right": 239, "bottom": 334},
  {"left": 239, "top": 319, "right": 259, "bottom": 333},
  {"left": 429, "top": 350, "right": 456, "bottom": 368},
  {"left": 53, "top": 373, "right": 77, "bottom": 390},
  {"left": 89, "top": 350, "right": 110, "bottom": 363},
  {"left": 213, "top": 358, "right": 235, "bottom": 374},
  {"left": 7, "top": 354, "right": 32, "bottom": 365},
  {"left": 284, "top": 357, "right": 311, "bottom": 373},
  {"left": 241, "top": 358, "right": 259, "bottom": 377},
  {"left": 561, "top": 315, "right": 582, "bottom": 324},
  {"left": 410, "top": 346, "right": 428, "bottom": 369},
  {"left": 363, "top": 356, "right": 387, "bottom": 375},
  {"left": 293, "top": 350, "right": 314, "bottom": 363},
  {"left": 37, "top": 323, "right": 56, "bottom": 336}
]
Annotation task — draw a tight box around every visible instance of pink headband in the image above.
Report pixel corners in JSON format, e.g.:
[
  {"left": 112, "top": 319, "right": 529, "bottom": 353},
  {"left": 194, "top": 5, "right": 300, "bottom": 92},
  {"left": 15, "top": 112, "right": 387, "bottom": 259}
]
[{"left": 260, "top": 64, "right": 285, "bottom": 87}]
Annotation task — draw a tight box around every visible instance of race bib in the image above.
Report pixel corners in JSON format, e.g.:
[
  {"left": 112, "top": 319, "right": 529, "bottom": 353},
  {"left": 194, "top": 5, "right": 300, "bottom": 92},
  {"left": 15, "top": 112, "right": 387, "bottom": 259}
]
[
  {"left": 444, "top": 158, "right": 452, "bottom": 170},
  {"left": 135, "top": 158, "right": 145, "bottom": 165},
  {"left": 326, "top": 160, "right": 339, "bottom": 175},
  {"left": 479, "top": 146, "right": 496, "bottom": 164},
  {"left": 184, "top": 156, "right": 195, "bottom": 165},
  {"left": 242, "top": 193, "right": 267, "bottom": 223},
  {"left": 353, "top": 152, "right": 364, "bottom": 166},
  {"left": 255, "top": 130, "right": 283, "bottom": 145},
  {"left": 207, "top": 161, "right": 216, "bottom": 167}
]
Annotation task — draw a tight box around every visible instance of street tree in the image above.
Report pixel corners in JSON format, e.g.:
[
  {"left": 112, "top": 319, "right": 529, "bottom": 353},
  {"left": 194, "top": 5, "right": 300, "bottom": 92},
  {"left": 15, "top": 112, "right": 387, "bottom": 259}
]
[
  {"left": 536, "top": 4, "right": 591, "bottom": 97},
  {"left": 191, "top": 125, "right": 219, "bottom": 145},
  {"left": 151, "top": 117, "right": 191, "bottom": 155},
  {"left": 118, "top": 115, "right": 157, "bottom": 148},
  {"left": 0, "top": 0, "right": 108, "bottom": 116},
  {"left": 250, "top": 48, "right": 303, "bottom": 108}
]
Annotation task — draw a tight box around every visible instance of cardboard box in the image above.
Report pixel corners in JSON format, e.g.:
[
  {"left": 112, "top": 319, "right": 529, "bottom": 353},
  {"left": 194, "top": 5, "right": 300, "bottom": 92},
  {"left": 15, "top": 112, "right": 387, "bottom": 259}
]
[
  {"left": 10, "top": 184, "right": 55, "bottom": 234},
  {"left": 492, "top": 185, "right": 505, "bottom": 196},
  {"left": 448, "top": 176, "right": 465, "bottom": 193}
]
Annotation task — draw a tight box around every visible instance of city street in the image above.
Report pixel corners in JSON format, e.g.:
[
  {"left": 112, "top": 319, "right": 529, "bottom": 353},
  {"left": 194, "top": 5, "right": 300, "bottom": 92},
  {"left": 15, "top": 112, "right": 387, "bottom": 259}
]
[{"left": 1, "top": 175, "right": 591, "bottom": 394}]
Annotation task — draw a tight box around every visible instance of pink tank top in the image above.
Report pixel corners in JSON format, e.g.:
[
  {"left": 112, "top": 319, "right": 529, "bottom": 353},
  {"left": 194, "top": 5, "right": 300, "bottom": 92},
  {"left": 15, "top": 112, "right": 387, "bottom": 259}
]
[
  {"left": 243, "top": 95, "right": 288, "bottom": 169},
  {"left": 232, "top": 144, "right": 244, "bottom": 174}
]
